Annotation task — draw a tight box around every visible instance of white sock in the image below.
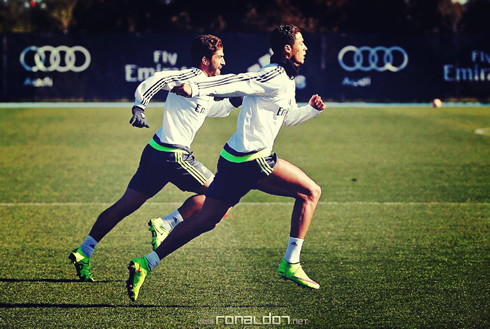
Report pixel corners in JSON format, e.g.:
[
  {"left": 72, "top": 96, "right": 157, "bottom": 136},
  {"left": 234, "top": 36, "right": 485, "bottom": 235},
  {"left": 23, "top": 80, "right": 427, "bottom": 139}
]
[
  {"left": 146, "top": 251, "right": 160, "bottom": 271},
  {"left": 80, "top": 235, "right": 98, "bottom": 258},
  {"left": 283, "top": 237, "right": 304, "bottom": 264},
  {"left": 160, "top": 209, "right": 183, "bottom": 231}
]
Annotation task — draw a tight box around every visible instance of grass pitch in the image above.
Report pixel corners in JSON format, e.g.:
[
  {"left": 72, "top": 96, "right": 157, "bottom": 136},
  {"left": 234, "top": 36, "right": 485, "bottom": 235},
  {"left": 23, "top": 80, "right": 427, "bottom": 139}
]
[{"left": 0, "top": 104, "right": 489, "bottom": 328}]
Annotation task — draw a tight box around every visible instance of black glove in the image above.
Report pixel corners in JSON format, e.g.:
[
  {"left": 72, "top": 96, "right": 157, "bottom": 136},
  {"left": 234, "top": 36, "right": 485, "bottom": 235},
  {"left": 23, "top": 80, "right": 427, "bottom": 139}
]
[
  {"left": 129, "top": 106, "right": 149, "bottom": 128},
  {"left": 229, "top": 97, "right": 243, "bottom": 108}
]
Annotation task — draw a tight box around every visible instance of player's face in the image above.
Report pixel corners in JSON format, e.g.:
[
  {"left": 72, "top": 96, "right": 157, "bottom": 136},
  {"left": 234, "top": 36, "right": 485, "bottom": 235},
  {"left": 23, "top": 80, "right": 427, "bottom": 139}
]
[
  {"left": 206, "top": 48, "right": 225, "bottom": 76},
  {"left": 290, "top": 32, "right": 307, "bottom": 66}
]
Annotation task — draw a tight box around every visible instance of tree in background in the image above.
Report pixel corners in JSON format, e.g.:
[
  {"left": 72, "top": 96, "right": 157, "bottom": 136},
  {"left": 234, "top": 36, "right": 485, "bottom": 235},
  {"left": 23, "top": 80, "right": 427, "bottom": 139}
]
[
  {"left": 0, "top": 0, "right": 40, "bottom": 32},
  {"left": 336, "top": 0, "right": 410, "bottom": 33},
  {"left": 47, "top": 0, "right": 78, "bottom": 34},
  {"left": 0, "top": 0, "right": 488, "bottom": 34},
  {"left": 438, "top": 0, "right": 464, "bottom": 32},
  {"left": 459, "top": 0, "right": 490, "bottom": 33}
]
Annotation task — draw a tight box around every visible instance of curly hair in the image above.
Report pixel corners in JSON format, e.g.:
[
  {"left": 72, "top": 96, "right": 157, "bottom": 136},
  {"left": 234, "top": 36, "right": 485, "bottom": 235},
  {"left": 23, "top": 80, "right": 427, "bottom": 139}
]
[{"left": 190, "top": 35, "right": 223, "bottom": 67}]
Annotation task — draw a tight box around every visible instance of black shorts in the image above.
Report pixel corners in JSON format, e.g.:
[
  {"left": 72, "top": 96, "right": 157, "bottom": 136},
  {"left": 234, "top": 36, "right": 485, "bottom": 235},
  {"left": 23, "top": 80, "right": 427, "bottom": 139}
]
[
  {"left": 205, "top": 153, "right": 277, "bottom": 206},
  {"left": 128, "top": 144, "right": 213, "bottom": 197}
]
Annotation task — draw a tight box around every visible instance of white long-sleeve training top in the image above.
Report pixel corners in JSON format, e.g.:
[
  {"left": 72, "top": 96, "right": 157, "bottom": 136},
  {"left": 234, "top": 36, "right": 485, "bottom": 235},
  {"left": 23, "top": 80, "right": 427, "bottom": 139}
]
[
  {"left": 134, "top": 68, "right": 236, "bottom": 152},
  {"left": 188, "top": 63, "right": 321, "bottom": 157}
]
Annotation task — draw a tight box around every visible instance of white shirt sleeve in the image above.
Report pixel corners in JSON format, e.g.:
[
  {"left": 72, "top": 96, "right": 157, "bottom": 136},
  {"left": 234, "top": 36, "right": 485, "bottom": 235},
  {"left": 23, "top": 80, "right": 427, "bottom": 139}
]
[
  {"left": 207, "top": 98, "right": 236, "bottom": 118},
  {"left": 283, "top": 102, "right": 322, "bottom": 126},
  {"left": 135, "top": 69, "right": 200, "bottom": 109},
  {"left": 191, "top": 67, "right": 284, "bottom": 98}
]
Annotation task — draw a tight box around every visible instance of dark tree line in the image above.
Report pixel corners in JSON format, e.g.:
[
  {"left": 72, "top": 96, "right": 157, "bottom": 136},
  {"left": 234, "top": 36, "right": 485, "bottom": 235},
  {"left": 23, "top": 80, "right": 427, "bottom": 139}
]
[{"left": 1, "top": 0, "right": 489, "bottom": 34}]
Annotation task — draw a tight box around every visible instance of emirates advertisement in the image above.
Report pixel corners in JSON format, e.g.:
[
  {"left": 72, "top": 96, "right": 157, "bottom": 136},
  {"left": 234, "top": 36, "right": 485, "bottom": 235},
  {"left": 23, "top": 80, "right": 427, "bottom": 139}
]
[{"left": 0, "top": 33, "right": 488, "bottom": 102}]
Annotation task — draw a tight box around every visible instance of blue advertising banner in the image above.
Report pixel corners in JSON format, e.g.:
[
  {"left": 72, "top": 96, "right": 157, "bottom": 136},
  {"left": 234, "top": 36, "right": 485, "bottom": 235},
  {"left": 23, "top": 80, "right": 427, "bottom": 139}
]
[
  {"left": 324, "top": 34, "right": 490, "bottom": 102},
  {"left": 1, "top": 33, "right": 489, "bottom": 102}
]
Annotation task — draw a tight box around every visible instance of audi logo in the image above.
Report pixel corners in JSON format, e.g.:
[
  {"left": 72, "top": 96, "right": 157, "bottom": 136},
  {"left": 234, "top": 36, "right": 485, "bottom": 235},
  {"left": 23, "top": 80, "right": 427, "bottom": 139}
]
[
  {"left": 338, "top": 46, "right": 408, "bottom": 72},
  {"left": 20, "top": 45, "right": 91, "bottom": 72}
]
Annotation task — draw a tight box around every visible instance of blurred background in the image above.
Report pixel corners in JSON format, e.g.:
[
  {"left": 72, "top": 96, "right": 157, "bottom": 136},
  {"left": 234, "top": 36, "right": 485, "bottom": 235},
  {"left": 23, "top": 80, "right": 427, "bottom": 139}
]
[{"left": 0, "top": 0, "right": 489, "bottom": 102}]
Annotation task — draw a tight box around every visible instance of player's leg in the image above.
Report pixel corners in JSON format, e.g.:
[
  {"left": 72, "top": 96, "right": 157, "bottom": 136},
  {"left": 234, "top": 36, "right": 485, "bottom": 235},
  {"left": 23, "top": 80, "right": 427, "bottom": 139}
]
[
  {"left": 148, "top": 152, "right": 217, "bottom": 250},
  {"left": 257, "top": 158, "right": 322, "bottom": 289},
  {"left": 127, "top": 154, "right": 250, "bottom": 301},
  {"left": 90, "top": 188, "right": 150, "bottom": 241},
  {"left": 128, "top": 197, "right": 231, "bottom": 301},
  {"left": 158, "top": 197, "right": 231, "bottom": 258},
  {"left": 70, "top": 144, "right": 166, "bottom": 281},
  {"left": 69, "top": 188, "right": 150, "bottom": 282},
  {"left": 176, "top": 184, "right": 208, "bottom": 218},
  {"left": 257, "top": 158, "right": 322, "bottom": 239},
  {"left": 147, "top": 180, "right": 211, "bottom": 250}
]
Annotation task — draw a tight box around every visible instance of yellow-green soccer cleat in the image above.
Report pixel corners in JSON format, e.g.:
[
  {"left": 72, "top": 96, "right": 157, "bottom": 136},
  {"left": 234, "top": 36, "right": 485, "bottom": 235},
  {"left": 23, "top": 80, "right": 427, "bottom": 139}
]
[
  {"left": 126, "top": 257, "right": 150, "bottom": 302},
  {"left": 277, "top": 259, "right": 319, "bottom": 289},
  {"left": 148, "top": 218, "right": 170, "bottom": 251},
  {"left": 68, "top": 247, "right": 95, "bottom": 282}
]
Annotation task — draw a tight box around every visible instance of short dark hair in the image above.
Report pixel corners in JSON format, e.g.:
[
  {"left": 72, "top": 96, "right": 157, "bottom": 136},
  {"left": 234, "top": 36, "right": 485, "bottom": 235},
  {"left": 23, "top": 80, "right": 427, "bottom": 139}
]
[
  {"left": 270, "top": 25, "right": 301, "bottom": 55},
  {"left": 190, "top": 35, "right": 223, "bottom": 67}
]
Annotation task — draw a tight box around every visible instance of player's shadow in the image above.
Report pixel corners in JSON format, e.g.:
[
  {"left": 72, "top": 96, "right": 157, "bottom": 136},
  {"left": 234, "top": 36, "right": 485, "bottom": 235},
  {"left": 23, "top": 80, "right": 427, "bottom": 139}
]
[
  {"left": 0, "top": 278, "right": 117, "bottom": 283},
  {"left": 0, "top": 303, "right": 187, "bottom": 308},
  {"left": 0, "top": 302, "right": 278, "bottom": 308}
]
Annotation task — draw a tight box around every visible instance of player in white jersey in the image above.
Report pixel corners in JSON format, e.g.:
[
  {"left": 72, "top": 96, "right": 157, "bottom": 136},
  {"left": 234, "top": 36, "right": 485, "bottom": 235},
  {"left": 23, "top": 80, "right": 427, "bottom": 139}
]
[
  {"left": 69, "top": 35, "right": 241, "bottom": 282},
  {"left": 126, "top": 25, "right": 326, "bottom": 301}
]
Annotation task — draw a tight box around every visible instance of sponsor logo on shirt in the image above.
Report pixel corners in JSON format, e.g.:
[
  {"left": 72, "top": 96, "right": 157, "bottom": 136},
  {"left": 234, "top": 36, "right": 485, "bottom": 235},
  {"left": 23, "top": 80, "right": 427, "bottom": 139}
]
[
  {"left": 195, "top": 104, "right": 206, "bottom": 114},
  {"left": 277, "top": 107, "right": 289, "bottom": 116}
]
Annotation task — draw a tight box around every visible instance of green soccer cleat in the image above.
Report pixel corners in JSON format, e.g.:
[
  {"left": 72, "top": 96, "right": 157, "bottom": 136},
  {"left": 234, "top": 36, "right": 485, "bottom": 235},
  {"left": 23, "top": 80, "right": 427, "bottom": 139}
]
[
  {"left": 148, "top": 218, "right": 170, "bottom": 251},
  {"left": 277, "top": 258, "right": 319, "bottom": 289},
  {"left": 68, "top": 247, "right": 95, "bottom": 282},
  {"left": 126, "top": 256, "right": 150, "bottom": 302}
]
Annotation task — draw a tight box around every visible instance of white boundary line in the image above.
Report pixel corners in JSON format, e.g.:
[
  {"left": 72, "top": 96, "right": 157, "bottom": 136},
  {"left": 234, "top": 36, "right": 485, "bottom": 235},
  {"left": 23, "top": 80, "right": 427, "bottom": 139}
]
[
  {"left": 0, "top": 202, "right": 488, "bottom": 207},
  {"left": 1, "top": 102, "right": 490, "bottom": 108},
  {"left": 0, "top": 102, "right": 165, "bottom": 108},
  {"left": 475, "top": 127, "right": 490, "bottom": 136}
]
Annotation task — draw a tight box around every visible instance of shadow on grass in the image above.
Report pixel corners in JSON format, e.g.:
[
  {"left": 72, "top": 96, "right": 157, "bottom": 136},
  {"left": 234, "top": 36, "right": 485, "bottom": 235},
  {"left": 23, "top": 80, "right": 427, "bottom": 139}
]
[
  {"left": 0, "top": 303, "right": 286, "bottom": 309},
  {"left": 0, "top": 303, "right": 187, "bottom": 308},
  {"left": 0, "top": 278, "right": 119, "bottom": 283}
]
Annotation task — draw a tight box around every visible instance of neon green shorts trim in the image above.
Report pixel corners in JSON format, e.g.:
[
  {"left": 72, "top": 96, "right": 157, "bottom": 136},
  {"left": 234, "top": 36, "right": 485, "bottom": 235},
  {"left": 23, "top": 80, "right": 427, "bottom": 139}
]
[
  {"left": 219, "top": 148, "right": 270, "bottom": 163},
  {"left": 148, "top": 139, "right": 188, "bottom": 152}
]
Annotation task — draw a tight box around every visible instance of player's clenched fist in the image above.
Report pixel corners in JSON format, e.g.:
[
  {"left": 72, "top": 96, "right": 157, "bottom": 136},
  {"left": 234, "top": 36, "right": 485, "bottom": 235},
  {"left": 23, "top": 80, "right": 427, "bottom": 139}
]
[
  {"left": 129, "top": 105, "right": 150, "bottom": 128},
  {"left": 309, "top": 94, "right": 326, "bottom": 111}
]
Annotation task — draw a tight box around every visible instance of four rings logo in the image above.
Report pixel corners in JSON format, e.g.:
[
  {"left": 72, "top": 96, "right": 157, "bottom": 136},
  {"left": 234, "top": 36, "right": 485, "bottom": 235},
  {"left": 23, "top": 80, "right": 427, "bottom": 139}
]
[
  {"left": 338, "top": 46, "right": 408, "bottom": 72},
  {"left": 20, "top": 45, "right": 91, "bottom": 72}
]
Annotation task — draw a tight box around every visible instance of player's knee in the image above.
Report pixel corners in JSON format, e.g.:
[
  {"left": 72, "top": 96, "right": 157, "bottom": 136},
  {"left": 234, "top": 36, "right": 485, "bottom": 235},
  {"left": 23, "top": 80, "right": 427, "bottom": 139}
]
[
  {"left": 302, "top": 182, "right": 322, "bottom": 204},
  {"left": 311, "top": 183, "right": 322, "bottom": 202},
  {"left": 191, "top": 194, "right": 206, "bottom": 208}
]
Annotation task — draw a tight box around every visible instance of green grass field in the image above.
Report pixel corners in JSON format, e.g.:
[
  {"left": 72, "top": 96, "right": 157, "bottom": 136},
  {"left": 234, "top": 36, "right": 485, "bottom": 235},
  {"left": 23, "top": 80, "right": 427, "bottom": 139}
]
[{"left": 0, "top": 104, "right": 489, "bottom": 328}]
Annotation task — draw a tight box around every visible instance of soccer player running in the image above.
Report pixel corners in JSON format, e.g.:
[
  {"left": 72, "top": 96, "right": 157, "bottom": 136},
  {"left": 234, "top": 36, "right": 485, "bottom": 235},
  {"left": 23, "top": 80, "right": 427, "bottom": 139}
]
[
  {"left": 69, "top": 35, "right": 242, "bottom": 282},
  {"left": 126, "top": 24, "right": 326, "bottom": 301}
]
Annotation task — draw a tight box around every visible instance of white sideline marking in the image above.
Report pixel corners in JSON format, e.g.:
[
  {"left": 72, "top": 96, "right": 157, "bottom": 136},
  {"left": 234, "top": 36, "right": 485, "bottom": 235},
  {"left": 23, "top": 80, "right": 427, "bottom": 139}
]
[
  {"left": 1, "top": 102, "right": 490, "bottom": 109},
  {"left": 0, "top": 102, "right": 165, "bottom": 108},
  {"left": 0, "top": 202, "right": 487, "bottom": 207},
  {"left": 475, "top": 127, "right": 490, "bottom": 136}
]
